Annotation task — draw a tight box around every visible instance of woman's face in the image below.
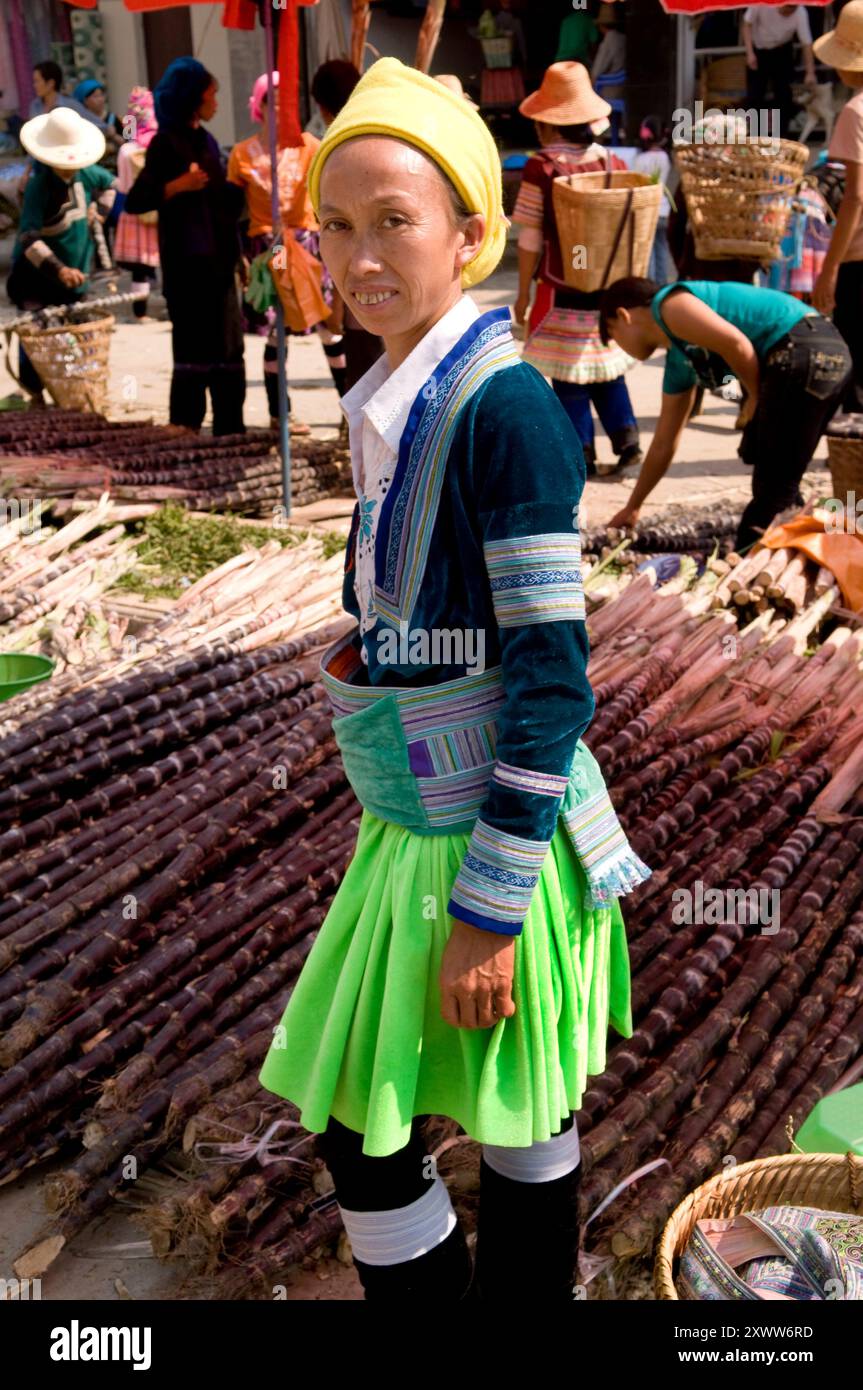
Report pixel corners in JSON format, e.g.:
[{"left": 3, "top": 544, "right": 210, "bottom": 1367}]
[
  {"left": 260, "top": 89, "right": 280, "bottom": 121},
  {"left": 85, "top": 88, "right": 106, "bottom": 117},
  {"left": 318, "top": 136, "right": 484, "bottom": 364},
  {"left": 198, "top": 80, "right": 218, "bottom": 122},
  {"left": 33, "top": 70, "right": 49, "bottom": 99}
]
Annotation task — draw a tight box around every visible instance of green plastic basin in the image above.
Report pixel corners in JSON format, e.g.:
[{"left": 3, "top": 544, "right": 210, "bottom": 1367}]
[
  {"left": 796, "top": 1083, "right": 863, "bottom": 1157},
  {"left": 0, "top": 653, "right": 55, "bottom": 703}
]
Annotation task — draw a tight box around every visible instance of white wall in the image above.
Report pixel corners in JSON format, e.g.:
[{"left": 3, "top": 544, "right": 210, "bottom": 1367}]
[
  {"left": 100, "top": 0, "right": 147, "bottom": 121},
  {"left": 190, "top": 5, "right": 234, "bottom": 146}
]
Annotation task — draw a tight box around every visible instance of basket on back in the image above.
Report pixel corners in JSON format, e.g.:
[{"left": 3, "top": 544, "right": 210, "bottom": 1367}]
[
  {"left": 551, "top": 168, "right": 662, "bottom": 293},
  {"left": 676, "top": 138, "right": 808, "bottom": 262}
]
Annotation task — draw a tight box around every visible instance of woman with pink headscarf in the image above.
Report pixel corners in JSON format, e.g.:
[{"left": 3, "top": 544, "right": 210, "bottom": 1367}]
[
  {"left": 228, "top": 72, "right": 342, "bottom": 432},
  {"left": 114, "top": 87, "right": 160, "bottom": 321}
]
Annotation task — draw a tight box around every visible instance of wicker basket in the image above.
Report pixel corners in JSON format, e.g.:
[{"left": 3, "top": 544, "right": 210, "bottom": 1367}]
[
  {"left": 552, "top": 171, "right": 662, "bottom": 292},
  {"left": 16, "top": 313, "right": 113, "bottom": 412},
  {"left": 655, "top": 1150, "right": 863, "bottom": 1300},
  {"left": 826, "top": 433, "right": 863, "bottom": 504},
  {"left": 676, "top": 139, "right": 808, "bottom": 262},
  {"left": 481, "top": 35, "right": 513, "bottom": 69}
]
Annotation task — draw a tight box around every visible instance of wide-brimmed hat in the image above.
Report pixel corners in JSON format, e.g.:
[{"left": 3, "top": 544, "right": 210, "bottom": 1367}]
[
  {"left": 519, "top": 62, "right": 611, "bottom": 127},
  {"left": 434, "top": 73, "right": 479, "bottom": 109},
  {"left": 20, "top": 107, "right": 105, "bottom": 171},
  {"left": 814, "top": 0, "right": 863, "bottom": 71}
]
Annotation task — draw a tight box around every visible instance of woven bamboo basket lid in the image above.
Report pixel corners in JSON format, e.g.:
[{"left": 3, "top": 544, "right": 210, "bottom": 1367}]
[{"left": 655, "top": 1149, "right": 863, "bottom": 1300}]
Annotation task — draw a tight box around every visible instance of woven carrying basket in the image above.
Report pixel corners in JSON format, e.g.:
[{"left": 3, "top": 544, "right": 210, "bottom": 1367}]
[
  {"left": 826, "top": 435, "right": 863, "bottom": 503},
  {"left": 16, "top": 314, "right": 113, "bottom": 412},
  {"left": 481, "top": 35, "right": 513, "bottom": 69},
  {"left": 655, "top": 1150, "right": 863, "bottom": 1300},
  {"left": 552, "top": 170, "right": 661, "bottom": 292},
  {"left": 676, "top": 139, "right": 808, "bottom": 262}
]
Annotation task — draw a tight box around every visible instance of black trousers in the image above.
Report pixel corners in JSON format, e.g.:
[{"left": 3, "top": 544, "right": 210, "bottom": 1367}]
[
  {"left": 833, "top": 260, "right": 863, "bottom": 414},
  {"left": 166, "top": 277, "right": 246, "bottom": 436},
  {"left": 736, "top": 316, "right": 852, "bottom": 550},
  {"left": 316, "top": 1110, "right": 581, "bottom": 1303},
  {"left": 746, "top": 42, "right": 796, "bottom": 138}
]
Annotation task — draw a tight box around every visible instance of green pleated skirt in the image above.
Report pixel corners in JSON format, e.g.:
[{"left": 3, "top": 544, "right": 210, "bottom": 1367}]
[{"left": 258, "top": 809, "right": 634, "bottom": 1157}]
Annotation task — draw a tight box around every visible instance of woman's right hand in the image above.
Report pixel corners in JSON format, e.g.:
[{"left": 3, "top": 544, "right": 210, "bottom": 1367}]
[
  {"left": 58, "top": 266, "right": 86, "bottom": 289},
  {"left": 514, "top": 292, "right": 531, "bottom": 327},
  {"left": 165, "top": 163, "right": 209, "bottom": 198}
]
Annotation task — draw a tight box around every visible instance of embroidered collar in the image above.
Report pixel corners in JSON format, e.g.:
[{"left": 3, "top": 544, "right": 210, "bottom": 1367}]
[
  {"left": 372, "top": 304, "right": 519, "bottom": 629},
  {"left": 340, "top": 295, "right": 481, "bottom": 495}
]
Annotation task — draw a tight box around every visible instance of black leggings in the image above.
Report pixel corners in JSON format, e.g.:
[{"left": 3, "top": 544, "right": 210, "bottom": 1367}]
[{"left": 316, "top": 1111, "right": 580, "bottom": 1301}]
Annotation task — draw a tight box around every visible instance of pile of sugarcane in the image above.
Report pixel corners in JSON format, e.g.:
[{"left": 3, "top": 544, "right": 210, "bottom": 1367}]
[
  {"left": 0, "top": 409, "right": 350, "bottom": 514},
  {"left": 0, "top": 526, "right": 345, "bottom": 728},
  {"left": 0, "top": 494, "right": 142, "bottom": 670},
  {"left": 581, "top": 505, "right": 742, "bottom": 564},
  {"left": 706, "top": 541, "right": 842, "bottom": 625},
  {"left": 2, "top": 555, "right": 863, "bottom": 1298}
]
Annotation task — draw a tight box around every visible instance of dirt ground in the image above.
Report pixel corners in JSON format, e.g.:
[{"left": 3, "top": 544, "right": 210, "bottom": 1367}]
[{"left": 0, "top": 235, "right": 828, "bottom": 1302}]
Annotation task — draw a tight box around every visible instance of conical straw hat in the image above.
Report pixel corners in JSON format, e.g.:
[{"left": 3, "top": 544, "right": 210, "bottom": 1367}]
[
  {"left": 519, "top": 62, "right": 611, "bottom": 127},
  {"left": 814, "top": 0, "right": 863, "bottom": 72}
]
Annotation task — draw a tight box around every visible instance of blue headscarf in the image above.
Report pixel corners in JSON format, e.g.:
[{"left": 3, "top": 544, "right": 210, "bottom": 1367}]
[
  {"left": 154, "top": 57, "right": 212, "bottom": 131},
  {"left": 73, "top": 78, "right": 105, "bottom": 105}
]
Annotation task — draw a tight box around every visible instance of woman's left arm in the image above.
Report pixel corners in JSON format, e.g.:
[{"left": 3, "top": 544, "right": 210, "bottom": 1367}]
[
  {"left": 446, "top": 369, "right": 595, "bottom": 942},
  {"left": 661, "top": 292, "right": 760, "bottom": 413}
]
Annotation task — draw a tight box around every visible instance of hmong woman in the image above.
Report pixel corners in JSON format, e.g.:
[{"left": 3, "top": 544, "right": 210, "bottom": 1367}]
[
  {"left": 228, "top": 72, "right": 344, "bottom": 433},
  {"left": 257, "top": 56, "right": 651, "bottom": 1303},
  {"left": 512, "top": 62, "right": 641, "bottom": 477},
  {"left": 114, "top": 88, "right": 160, "bottom": 322},
  {"left": 124, "top": 58, "right": 246, "bottom": 436}
]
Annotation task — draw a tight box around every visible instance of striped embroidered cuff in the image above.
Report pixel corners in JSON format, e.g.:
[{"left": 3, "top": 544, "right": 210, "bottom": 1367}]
[
  {"left": 491, "top": 760, "right": 570, "bottom": 797},
  {"left": 447, "top": 819, "right": 551, "bottom": 935},
  {"left": 561, "top": 788, "right": 652, "bottom": 908},
  {"left": 484, "top": 532, "right": 585, "bottom": 627}
]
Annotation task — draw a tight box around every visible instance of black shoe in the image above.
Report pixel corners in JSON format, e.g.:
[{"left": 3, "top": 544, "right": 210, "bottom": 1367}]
[{"left": 616, "top": 444, "right": 643, "bottom": 470}]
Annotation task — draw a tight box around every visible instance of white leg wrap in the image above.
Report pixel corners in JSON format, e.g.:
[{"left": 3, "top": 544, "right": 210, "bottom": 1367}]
[
  {"left": 338, "top": 1176, "right": 457, "bottom": 1266},
  {"left": 482, "top": 1117, "right": 580, "bottom": 1184}
]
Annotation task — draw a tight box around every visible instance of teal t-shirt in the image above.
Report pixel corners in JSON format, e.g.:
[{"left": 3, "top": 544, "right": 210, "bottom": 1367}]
[{"left": 652, "top": 281, "right": 817, "bottom": 395}]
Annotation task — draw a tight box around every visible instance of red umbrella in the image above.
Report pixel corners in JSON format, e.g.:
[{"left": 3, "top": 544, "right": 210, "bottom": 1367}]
[{"left": 660, "top": 1, "right": 829, "bottom": 11}]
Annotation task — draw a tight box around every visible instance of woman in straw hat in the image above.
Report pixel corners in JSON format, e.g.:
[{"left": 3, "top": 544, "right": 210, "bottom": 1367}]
[
  {"left": 7, "top": 106, "right": 116, "bottom": 402},
  {"left": 512, "top": 61, "right": 641, "bottom": 477},
  {"left": 812, "top": 0, "right": 863, "bottom": 411},
  {"left": 256, "top": 55, "right": 650, "bottom": 1303}
]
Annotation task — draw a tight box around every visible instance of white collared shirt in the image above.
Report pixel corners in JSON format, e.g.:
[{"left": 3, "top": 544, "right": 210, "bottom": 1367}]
[{"left": 340, "top": 294, "right": 481, "bottom": 654}]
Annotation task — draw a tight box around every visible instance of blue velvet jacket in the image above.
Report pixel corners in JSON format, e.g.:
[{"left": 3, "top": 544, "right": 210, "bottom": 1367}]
[{"left": 326, "top": 305, "right": 648, "bottom": 933}]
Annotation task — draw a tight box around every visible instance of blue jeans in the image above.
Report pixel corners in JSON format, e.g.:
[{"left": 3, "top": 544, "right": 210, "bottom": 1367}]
[
  {"left": 552, "top": 375, "right": 639, "bottom": 457},
  {"left": 648, "top": 217, "right": 674, "bottom": 286}
]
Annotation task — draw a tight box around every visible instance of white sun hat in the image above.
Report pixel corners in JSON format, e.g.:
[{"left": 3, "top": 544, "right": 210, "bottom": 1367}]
[{"left": 20, "top": 107, "right": 106, "bottom": 172}]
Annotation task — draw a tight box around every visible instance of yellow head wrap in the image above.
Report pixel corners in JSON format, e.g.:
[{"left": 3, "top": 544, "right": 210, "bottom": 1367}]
[{"left": 307, "top": 57, "right": 507, "bottom": 290}]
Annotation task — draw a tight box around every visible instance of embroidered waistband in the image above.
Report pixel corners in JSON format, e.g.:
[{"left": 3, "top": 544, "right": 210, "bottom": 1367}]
[{"left": 319, "top": 629, "right": 653, "bottom": 910}]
